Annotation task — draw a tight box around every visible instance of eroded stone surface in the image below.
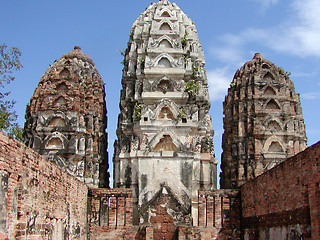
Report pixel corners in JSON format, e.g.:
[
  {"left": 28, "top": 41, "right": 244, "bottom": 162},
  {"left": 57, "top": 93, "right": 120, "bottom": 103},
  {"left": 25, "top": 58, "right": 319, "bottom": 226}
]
[
  {"left": 220, "top": 53, "right": 307, "bottom": 188},
  {"left": 113, "top": 0, "right": 217, "bottom": 225},
  {"left": 24, "top": 46, "right": 108, "bottom": 188}
]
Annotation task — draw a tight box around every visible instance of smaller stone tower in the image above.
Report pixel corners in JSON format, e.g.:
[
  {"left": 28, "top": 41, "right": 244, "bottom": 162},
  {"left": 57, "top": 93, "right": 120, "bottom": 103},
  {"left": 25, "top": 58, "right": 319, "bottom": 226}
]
[
  {"left": 24, "top": 46, "right": 108, "bottom": 188},
  {"left": 220, "top": 53, "right": 307, "bottom": 189}
]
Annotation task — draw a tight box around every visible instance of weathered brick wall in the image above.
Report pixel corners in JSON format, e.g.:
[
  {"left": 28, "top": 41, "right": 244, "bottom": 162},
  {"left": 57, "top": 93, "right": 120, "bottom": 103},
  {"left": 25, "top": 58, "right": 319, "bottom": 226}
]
[
  {"left": 88, "top": 188, "right": 137, "bottom": 239},
  {"left": 241, "top": 141, "right": 320, "bottom": 239},
  {"left": 178, "top": 189, "right": 241, "bottom": 240},
  {"left": 0, "top": 131, "right": 88, "bottom": 239}
]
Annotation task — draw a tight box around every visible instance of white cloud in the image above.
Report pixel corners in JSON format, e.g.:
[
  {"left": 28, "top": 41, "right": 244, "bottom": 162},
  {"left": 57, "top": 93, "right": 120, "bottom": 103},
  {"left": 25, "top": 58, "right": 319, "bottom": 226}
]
[
  {"left": 210, "top": 0, "right": 320, "bottom": 60},
  {"left": 207, "top": 67, "right": 233, "bottom": 101},
  {"left": 250, "top": 0, "right": 280, "bottom": 13},
  {"left": 301, "top": 92, "right": 320, "bottom": 100},
  {"left": 265, "top": 0, "right": 320, "bottom": 57},
  {"left": 207, "top": 0, "right": 320, "bottom": 102},
  {"left": 210, "top": 46, "right": 244, "bottom": 66}
]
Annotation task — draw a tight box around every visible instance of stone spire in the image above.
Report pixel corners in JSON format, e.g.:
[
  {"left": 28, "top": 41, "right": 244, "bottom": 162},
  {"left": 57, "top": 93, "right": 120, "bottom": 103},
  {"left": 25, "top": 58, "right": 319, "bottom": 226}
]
[
  {"left": 24, "top": 46, "right": 109, "bottom": 188},
  {"left": 113, "top": 0, "right": 217, "bottom": 226},
  {"left": 220, "top": 53, "right": 307, "bottom": 189}
]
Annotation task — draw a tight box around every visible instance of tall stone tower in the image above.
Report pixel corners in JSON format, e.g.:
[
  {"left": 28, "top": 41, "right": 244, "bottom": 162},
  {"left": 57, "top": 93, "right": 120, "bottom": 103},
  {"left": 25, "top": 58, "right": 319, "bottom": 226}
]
[
  {"left": 220, "top": 53, "right": 307, "bottom": 189},
  {"left": 24, "top": 46, "right": 108, "bottom": 188},
  {"left": 113, "top": 0, "right": 217, "bottom": 225}
]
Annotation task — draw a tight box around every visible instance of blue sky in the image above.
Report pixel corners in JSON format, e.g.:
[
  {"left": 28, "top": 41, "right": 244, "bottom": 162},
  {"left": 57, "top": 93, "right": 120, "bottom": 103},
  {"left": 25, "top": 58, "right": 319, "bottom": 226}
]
[{"left": 1, "top": 0, "right": 320, "bottom": 185}]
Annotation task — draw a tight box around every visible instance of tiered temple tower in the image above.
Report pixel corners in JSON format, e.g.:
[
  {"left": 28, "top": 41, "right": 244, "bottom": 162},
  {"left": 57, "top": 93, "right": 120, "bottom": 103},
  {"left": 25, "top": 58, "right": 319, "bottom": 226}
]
[
  {"left": 220, "top": 53, "right": 307, "bottom": 189},
  {"left": 24, "top": 46, "right": 108, "bottom": 188},
  {"left": 113, "top": 0, "right": 217, "bottom": 224}
]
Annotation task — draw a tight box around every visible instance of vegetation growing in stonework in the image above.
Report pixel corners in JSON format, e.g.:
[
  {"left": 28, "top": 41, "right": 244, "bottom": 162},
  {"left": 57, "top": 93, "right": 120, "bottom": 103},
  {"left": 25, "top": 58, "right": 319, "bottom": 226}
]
[
  {"left": 178, "top": 108, "right": 186, "bottom": 118},
  {"left": 181, "top": 32, "right": 188, "bottom": 49},
  {"left": 183, "top": 54, "right": 188, "bottom": 65},
  {"left": 140, "top": 57, "right": 145, "bottom": 70},
  {"left": 129, "top": 31, "right": 134, "bottom": 40},
  {"left": 278, "top": 67, "right": 291, "bottom": 80},
  {"left": 192, "top": 64, "right": 205, "bottom": 77},
  {"left": 192, "top": 65, "right": 199, "bottom": 76},
  {"left": 0, "top": 44, "right": 24, "bottom": 141},
  {"left": 185, "top": 80, "right": 200, "bottom": 98},
  {"left": 230, "top": 82, "right": 236, "bottom": 88},
  {"left": 161, "top": 85, "right": 168, "bottom": 94},
  {"left": 133, "top": 102, "right": 143, "bottom": 121},
  {"left": 119, "top": 48, "right": 128, "bottom": 71}
]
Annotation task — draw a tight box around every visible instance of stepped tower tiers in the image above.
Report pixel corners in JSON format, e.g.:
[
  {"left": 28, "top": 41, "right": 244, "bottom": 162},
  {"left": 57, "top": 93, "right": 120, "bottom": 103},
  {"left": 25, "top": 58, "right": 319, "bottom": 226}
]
[
  {"left": 113, "top": 0, "right": 217, "bottom": 225},
  {"left": 220, "top": 53, "right": 307, "bottom": 189},
  {"left": 24, "top": 46, "right": 109, "bottom": 188}
]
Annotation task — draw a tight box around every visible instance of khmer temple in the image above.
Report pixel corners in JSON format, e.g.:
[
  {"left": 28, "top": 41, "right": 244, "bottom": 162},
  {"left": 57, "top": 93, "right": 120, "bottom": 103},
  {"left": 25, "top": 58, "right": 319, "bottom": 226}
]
[
  {"left": 220, "top": 53, "right": 307, "bottom": 189},
  {"left": 23, "top": 46, "right": 108, "bottom": 188},
  {"left": 0, "top": 0, "right": 319, "bottom": 239},
  {"left": 113, "top": 0, "right": 217, "bottom": 225}
]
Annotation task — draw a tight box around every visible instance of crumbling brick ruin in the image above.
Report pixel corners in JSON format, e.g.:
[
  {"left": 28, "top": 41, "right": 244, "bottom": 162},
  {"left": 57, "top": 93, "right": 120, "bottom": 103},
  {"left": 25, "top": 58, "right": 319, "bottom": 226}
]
[
  {"left": 0, "top": 0, "right": 319, "bottom": 239},
  {"left": 220, "top": 53, "right": 307, "bottom": 189},
  {"left": 23, "top": 46, "right": 108, "bottom": 188}
]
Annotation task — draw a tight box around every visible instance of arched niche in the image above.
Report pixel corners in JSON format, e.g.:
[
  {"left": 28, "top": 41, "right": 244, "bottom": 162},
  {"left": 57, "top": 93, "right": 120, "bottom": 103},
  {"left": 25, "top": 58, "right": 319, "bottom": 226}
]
[
  {"left": 54, "top": 96, "right": 67, "bottom": 108},
  {"left": 56, "top": 82, "right": 68, "bottom": 91},
  {"left": 158, "top": 107, "right": 175, "bottom": 120},
  {"left": 49, "top": 117, "right": 65, "bottom": 127},
  {"left": 153, "top": 135, "right": 177, "bottom": 151},
  {"left": 154, "top": 99, "right": 179, "bottom": 120},
  {"left": 262, "top": 63, "right": 270, "bottom": 69},
  {"left": 157, "top": 79, "right": 173, "bottom": 92},
  {"left": 191, "top": 42, "right": 198, "bottom": 52},
  {"left": 267, "top": 120, "right": 281, "bottom": 131},
  {"left": 160, "top": 22, "right": 172, "bottom": 31},
  {"left": 59, "top": 68, "right": 70, "bottom": 79},
  {"left": 263, "top": 72, "right": 275, "bottom": 81},
  {"left": 161, "top": 11, "right": 171, "bottom": 17},
  {"left": 266, "top": 99, "right": 280, "bottom": 110},
  {"left": 46, "top": 137, "right": 63, "bottom": 149},
  {"left": 159, "top": 39, "right": 173, "bottom": 48},
  {"left": 268, "top": 141, "right": 284, "bottom": 152},
  {"left": 264, "top": 86, "right": 276, "bottom": 95},
  {"left": 158, "top": 57, "right": 172, "bottom": 68}
]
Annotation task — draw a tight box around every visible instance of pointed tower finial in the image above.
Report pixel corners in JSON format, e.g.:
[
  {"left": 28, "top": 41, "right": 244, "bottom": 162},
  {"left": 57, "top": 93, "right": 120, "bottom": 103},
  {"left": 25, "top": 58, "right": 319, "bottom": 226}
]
[
  {"left": 159, "top": 0, "right": 170, "bottom": 5},
  {"left": 253, "top": 52, "right": 264, "bottom": 60}
]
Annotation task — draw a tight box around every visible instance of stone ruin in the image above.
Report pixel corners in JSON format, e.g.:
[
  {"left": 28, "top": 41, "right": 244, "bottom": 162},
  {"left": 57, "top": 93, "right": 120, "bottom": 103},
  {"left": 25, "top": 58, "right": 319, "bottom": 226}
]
[
  {"left": 0, "top": 0, "right": 317, "bottom": 239},
  {"left": 23, "top": 46, "right": 109, "bottom": 188},
  {"left": 220, "top": 53, "right": 307, "bottom": 189},
  {"left": 113, "top": 0, "right": 217, "bottom": 225}
]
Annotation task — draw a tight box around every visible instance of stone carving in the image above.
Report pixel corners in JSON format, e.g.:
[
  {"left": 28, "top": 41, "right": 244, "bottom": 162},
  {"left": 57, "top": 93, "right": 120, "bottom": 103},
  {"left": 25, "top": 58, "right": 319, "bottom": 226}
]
[
  {"left": 140, "top": 134, "right": 149, "bottom": 150},
  {"left": 120, "top": 135, "right": 130, "bottom": 153},
  {"left": 186, "top": 58, "right": 193, "bottom": 71},
  {"left": 113, "top": 0, "right": 217, "bottom": 226},
  {"left": 154, "top": 135, "right": 177, "bottom": 151},
  {"left": 131, "top": 135, "right": 140, "bottom": 151}
]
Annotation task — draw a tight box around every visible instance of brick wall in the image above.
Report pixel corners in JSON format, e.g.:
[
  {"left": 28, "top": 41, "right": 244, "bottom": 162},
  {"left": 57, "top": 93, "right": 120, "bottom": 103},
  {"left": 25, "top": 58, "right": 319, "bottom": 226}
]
[
  {"left": 88, "top": 188, "right": 136, "bottom": 239},
  {"left": 0, "top": 131, "right": 89, "bottom": 239},
  {"left": 178, "top": 189, "right": 241, "bottom": 240},
  {"left": 241, "top": 141, "right": 320, "bottom": 239},
  {"left": 2, "top": 130, "right": 318, "bottom": 239}
]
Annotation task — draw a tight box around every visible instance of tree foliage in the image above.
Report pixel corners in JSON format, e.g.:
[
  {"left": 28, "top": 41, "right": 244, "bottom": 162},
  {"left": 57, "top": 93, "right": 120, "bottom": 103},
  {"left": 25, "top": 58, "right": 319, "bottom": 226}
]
[{"left": 0, "top": 44, "right": 23, "bottom": 141}]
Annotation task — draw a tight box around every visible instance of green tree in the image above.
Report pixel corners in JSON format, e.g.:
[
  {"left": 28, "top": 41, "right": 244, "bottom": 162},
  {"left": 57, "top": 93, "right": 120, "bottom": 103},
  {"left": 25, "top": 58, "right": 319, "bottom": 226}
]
[{"left": 0, "top": 44, "right": 23, "bottom": 141}]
